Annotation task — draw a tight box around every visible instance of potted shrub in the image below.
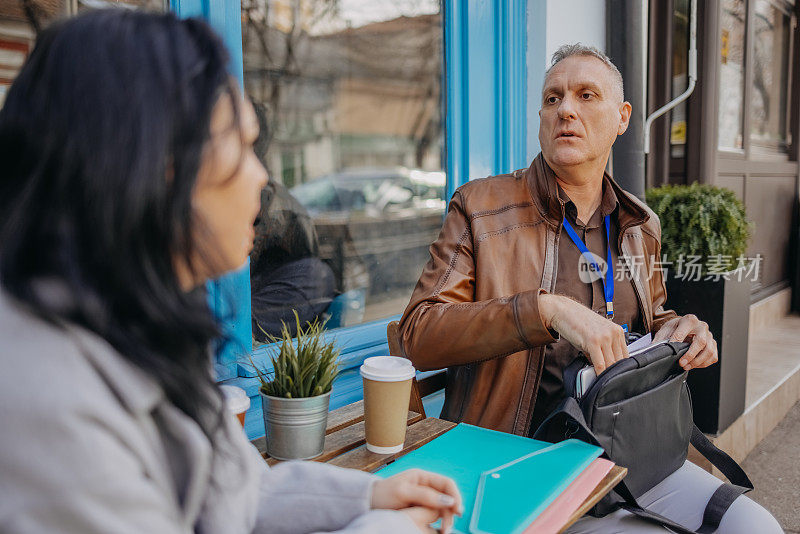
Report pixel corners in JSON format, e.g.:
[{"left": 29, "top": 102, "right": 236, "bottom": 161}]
[
  {"left": 251, "top": 314, "right": 340, "bottom": 460},
  {"left": 646, "top": 183, "right": 753, "bottom": 434}
]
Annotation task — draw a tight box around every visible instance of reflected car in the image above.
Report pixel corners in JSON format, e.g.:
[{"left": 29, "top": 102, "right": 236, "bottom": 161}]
[{"left": 290, "top": 167, "right": 446, "bottom": 217}]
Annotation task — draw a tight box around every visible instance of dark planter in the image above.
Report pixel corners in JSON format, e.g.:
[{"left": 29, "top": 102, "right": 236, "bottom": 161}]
[{"left": 664, "top": 270, "right": 751, "bottom": 434}]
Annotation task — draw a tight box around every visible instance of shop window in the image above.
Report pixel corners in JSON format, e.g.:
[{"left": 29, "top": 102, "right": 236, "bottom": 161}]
[
  {"left": 242, "top": 0, "right": 445, "bottom": 343},
  {"left": 718, "top": 0, "right": 746, "bottom": 152},
  {"left": 750, "top": 0, "right": 792, "bottom": 154},
  {"left": 670, "top": 0, "right": 689, "bottom": 159}
]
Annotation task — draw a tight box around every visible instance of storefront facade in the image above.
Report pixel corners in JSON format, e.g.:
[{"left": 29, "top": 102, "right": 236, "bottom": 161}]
[{"left": 645, "top": 0, "right": 800, "bottom": 301}]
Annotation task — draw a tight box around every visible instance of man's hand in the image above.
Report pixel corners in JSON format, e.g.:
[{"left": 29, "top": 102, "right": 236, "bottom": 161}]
[
  {"left": 652, "top": 314, "right": 718, "bottom": 370},
  {"left": 539, "top": 294, "right": 629, "bottom": 374},
  {"left": 371, "top": 469, "right": 463, "bottom": 534}
]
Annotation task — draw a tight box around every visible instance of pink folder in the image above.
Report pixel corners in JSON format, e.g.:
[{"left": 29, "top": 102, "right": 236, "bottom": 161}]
[{"left": 522, "top": 458, "right": 615, "bottom": 534}]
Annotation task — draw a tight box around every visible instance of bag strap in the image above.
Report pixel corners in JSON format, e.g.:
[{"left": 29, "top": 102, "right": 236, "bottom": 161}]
[
  {"left": 690, "top": 425, "right": 753, "bottom": 490},
  {"left": 616, "top": 476, "right": 748, "bottom": 534},
  {"left": 688, "top": 424, "right": 753, "bottom": 532},
  {"left": 533, "top": 400, "right": 752, "bottom": 533},
  {"left": 696, "top": 483, "right": 749, "bottom": 533},
  {"left": 533, "top": 402, "right": 701, "bottom": 533},
  {"left": 615, "top": 480, "right": 699, "bottom": 534},
  {"left": 532, "top": 396, "right": 600, "bottom": 447},
  {"left": 615, "top": 479, "right": 718, "bottom": 534}
]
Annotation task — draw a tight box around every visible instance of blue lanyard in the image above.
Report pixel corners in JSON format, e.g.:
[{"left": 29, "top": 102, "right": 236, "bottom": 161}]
[{"left": 562, "top": 214, "right": 614, "bottom": 319}]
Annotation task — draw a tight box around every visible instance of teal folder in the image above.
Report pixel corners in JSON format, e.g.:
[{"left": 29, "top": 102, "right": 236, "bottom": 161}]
[{"left": 376, "top": 423, "right": 602, "bottom": 534}]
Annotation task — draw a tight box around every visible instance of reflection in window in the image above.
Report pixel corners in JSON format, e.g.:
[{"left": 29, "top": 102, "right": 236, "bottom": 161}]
[
  {"left": 77, "top": 0, "right": 166, "bottom": 10},
  {"left": 718, "top": 0, "right": 746, "bottom": 151},
  {"left": 242, "top": 0, "right": 445, "bottom": 341},
  {"left": 0, "top": 39, "right": 29, "bottom": 107},
  {"left": 750, "top": 0, "right": 791, "bottom": 153},
  {"left": 0, "top": 0, "right": 65, "bottom": 107},
  {"left": 0, "top": 0, "right": 166, "bottom": 108},
  {"left": 670, "top": 0, "right": 689, "bottom": 159}
]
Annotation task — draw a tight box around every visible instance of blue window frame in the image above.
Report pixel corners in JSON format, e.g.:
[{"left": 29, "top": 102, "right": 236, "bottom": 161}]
[{"left": 171, "top": 0, "right": 528, "bottom": 439}]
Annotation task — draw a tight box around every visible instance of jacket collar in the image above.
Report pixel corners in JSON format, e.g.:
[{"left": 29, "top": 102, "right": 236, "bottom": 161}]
[
  {"left": 525, "top": 152, "right": 649, "bottom": 229},
  {"left": 557, "top": 179, "right": 618, "bottom": 228}
]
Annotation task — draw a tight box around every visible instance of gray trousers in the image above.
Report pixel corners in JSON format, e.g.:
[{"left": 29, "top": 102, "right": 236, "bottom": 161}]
[{"left": 566, "top": 461, "right": 783, "bottom": 534}]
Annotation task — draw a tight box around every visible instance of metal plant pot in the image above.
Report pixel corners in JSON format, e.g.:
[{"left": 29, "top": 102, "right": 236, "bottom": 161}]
[{"left": 261, "top": 391, "right": 331, "bottom": 460}]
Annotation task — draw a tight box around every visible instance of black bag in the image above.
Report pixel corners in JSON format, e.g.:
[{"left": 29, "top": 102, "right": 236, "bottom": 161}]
[{"left": 533, "top": 341, "right": 754, "bottom": 534}]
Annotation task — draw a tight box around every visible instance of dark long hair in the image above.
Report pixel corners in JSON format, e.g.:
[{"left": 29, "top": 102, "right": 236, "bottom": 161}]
[{"left": 0, "top": 10, "right": 237, "bottom": 437}]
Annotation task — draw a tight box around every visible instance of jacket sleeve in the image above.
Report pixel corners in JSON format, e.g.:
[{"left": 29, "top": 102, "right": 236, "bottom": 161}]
[
  {"left": 399, "top": 191, "right": 557, "bottom": 371},
  {"left": 648, "top": 220, "right": 679, "bottom": 334},
  {"left": 253, "top": 461, "right": 419, "bottom": 534}
]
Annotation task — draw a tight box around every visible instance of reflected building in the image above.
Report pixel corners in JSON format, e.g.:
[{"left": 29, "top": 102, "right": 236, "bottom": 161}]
[{"left": 242, "top": 1, "right": 445, "bottom": 327}]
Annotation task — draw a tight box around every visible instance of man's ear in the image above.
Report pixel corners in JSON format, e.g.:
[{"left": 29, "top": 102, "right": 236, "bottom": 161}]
[{"left": 617, "top": 101, "right": 632, "bottom": 135}]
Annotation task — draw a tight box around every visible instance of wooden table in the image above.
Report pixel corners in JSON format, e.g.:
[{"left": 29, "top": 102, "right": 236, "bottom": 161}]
[{"left": 253, "top": 401, "right": 626, "bottom": 533}]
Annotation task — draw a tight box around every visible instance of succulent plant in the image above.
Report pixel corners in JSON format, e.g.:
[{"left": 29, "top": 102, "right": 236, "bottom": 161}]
[{"left": 252, "top": 312, "right": 340, "bottom": 399}]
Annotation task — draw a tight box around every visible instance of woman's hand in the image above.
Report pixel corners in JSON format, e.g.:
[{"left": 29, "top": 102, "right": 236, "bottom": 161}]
[{"left": 371, "top": 469, "right": 463, "bottom": 533}]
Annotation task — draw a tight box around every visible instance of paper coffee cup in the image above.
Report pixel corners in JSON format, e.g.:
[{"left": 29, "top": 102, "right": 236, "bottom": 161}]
[
  {"left": 360, "top": 356, "right": 415, "bottom": 454},
  {"left": 220, "top": 385, "right": 250, "bottom": 428}
]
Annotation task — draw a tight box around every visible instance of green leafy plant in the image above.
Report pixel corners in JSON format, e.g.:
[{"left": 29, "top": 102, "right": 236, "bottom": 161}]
[
  {"left": 251, "top": 312, "right": 340, "bottom": 399},
  {"left": 645, "top": 183, "right": 752, "bottom": 273}
]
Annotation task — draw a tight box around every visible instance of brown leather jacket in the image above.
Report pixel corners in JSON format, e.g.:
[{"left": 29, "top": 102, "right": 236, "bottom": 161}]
[{"left": 398, "top": 154, "right": 678, "bottom": 436}]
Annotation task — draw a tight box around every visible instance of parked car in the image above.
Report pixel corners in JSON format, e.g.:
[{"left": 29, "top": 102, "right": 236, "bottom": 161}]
[
  {"left": 288, "top": 167, "right": 446, "bottom": 307},
  {"left": 290, "top": 167, "right": 445, "bottom": 217}
]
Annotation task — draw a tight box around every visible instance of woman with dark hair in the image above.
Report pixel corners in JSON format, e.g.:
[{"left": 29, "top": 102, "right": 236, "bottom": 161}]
[{"left": 0, "top": 10, "right": 460, "bottom": 533}]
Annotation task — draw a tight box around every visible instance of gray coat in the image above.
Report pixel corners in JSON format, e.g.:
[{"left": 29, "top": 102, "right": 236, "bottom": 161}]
[{"left": 0, "top": 291, "right": 418, "bottom": 533}]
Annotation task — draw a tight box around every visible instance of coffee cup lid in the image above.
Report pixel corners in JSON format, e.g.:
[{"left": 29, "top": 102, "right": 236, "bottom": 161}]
[
  {"left": 220, "top": 385, "right": 251, "bottom": 413},
  {"left": 360, "top": 356, "right": 415, "bottom": 382}
]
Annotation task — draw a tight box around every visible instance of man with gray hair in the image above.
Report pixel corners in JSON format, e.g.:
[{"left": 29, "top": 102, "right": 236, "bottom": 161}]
[{"left": 399, "top": 44, "right": 781, "bottom": 532}]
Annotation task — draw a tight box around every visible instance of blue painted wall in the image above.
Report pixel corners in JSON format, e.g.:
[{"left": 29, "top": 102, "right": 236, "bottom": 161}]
[
  {"left": 208, "top": 261, "right": 251, "bottom": 381},
  {"left": 445, "top": 0, "right": 529, "bottom": 201}
]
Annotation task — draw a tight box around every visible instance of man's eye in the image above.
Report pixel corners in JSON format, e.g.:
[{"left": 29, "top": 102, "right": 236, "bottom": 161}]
[
  {"left": 581, "top": 93, "right": 594, "bottom": 100},
  {"left": 547, "top": 96, "right": 559, "bottom": 104}
]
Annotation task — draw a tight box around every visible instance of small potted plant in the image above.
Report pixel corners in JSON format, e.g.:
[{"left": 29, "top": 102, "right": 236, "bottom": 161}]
[
  {"left": 251, "top": 313, "right": 340, "bottom": 460},
  {"left": 646, "top": 183, "right": 752, "bottom": 434}
]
